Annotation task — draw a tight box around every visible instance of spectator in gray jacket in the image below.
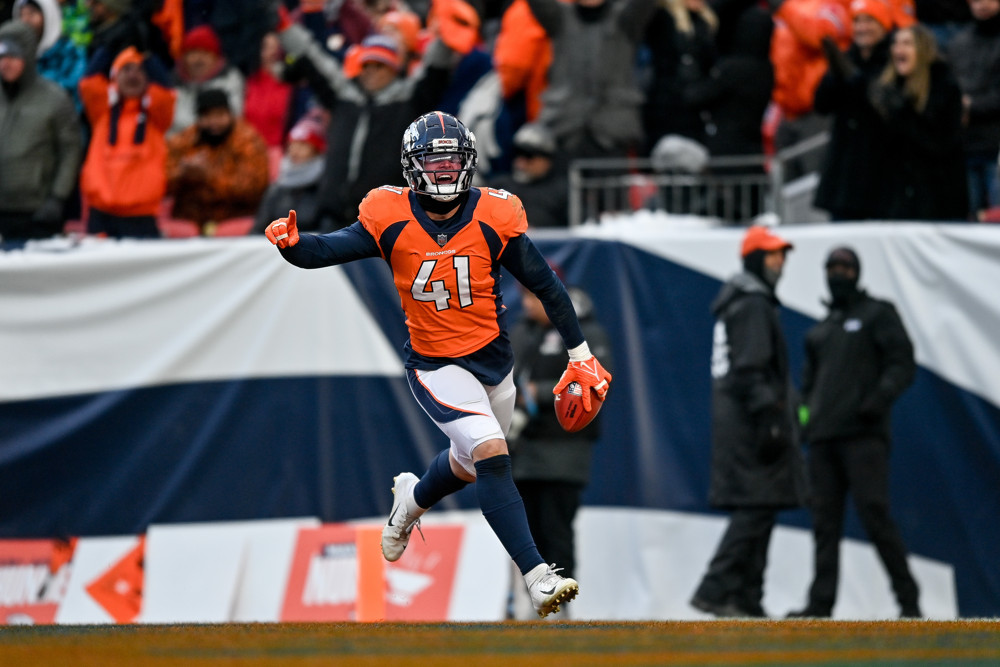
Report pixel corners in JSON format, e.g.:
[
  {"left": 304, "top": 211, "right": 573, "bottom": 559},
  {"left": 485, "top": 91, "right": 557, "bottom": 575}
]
[
  {"left": 526, "top": 0, "right": 657, "bottom": 162},
  {"left": 0, "top": 19, "right": 82, "bottom": 242}
]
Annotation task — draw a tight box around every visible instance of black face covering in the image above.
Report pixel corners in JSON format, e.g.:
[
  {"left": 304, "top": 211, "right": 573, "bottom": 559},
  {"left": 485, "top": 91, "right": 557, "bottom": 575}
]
[
  {"left": 198, "top": 124, "right": 233, "bottom": 147},
  {"left": 827, "top": 274, "right": 859, "bottom": 306},
  {"left": 743, "top": 249, "right": 780, "bottom": 289},
  {"left": 824, "top": 246, "right": 861, "bottom": 306}
]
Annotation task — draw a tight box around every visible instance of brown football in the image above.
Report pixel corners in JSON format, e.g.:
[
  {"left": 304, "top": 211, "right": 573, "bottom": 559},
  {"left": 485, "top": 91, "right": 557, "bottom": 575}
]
[{"left": 554, "top": 381, "right": 605, "bottom": 432}]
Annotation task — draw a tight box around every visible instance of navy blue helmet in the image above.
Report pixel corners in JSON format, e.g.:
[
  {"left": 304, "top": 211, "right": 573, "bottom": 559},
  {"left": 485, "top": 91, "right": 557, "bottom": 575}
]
[{"left": 401, "top": 112, "right": 478, "bottom": 200}]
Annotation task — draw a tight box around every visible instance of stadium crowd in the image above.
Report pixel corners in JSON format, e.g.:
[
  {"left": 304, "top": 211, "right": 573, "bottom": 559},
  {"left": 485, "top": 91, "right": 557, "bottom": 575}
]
[{"left": 0, "top": 0, "right": 995, "bottom": 242}]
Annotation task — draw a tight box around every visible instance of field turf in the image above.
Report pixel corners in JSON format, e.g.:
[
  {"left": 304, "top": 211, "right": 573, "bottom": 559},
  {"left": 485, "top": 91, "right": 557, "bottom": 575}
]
[{"left": 0, "top": 619, "right": 998, "bottom": 666}]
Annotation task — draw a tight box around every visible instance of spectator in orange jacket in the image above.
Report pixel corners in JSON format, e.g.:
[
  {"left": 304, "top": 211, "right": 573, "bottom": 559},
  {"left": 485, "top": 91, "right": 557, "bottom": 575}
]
[
  {"left": 493, "top": 0, "right": 552, "bottom": 123},
  {"left": 166, "top": 88, "right": 270, "bottom": 234},
  {"left": 769, "top": 0, "right": 852, "bottom": 176},
  {"left": 80, "top": 45, "right": 176, "bottom": 238}
]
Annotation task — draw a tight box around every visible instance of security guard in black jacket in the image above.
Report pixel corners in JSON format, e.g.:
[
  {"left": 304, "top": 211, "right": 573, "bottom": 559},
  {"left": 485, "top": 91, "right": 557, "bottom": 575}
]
[
  {"left": 789, "top": 246, "right": 921, "bottom": 618},
  {"left": 691, "top": 226, "right": 807, "bottom": 619}
]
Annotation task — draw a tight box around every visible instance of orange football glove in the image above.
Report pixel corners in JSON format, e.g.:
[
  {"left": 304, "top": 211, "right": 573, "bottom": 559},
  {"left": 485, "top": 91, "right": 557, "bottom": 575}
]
[
  {"left": 265, "top": 209, "right": 299, "bottom": 249},
  {"left": 553, "top": 356, "right": 612, "bottom": 412}
]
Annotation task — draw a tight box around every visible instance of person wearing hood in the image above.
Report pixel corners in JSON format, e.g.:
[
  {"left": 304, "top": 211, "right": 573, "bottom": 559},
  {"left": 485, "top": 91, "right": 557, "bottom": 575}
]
[
  {"left": 788, "top": 246, "right": 921, "bottom": 619},
  {"left": 690, "top": 225, "right": 807, "bottom": 619},
  {"left": 13, "top": 0, "right": 86, "bottom": 107},
  {"left": 0, "top": 19, "right": 82, "bottom": 241}
]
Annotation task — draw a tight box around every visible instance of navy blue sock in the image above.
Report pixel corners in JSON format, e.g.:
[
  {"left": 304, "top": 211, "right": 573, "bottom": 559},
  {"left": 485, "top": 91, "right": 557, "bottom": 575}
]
[
  {"left": 474, "top": 454, "right": 543, "bottom": 575},
  {"left": 413, "top": 449, "right": 468, "bottom": 509}
]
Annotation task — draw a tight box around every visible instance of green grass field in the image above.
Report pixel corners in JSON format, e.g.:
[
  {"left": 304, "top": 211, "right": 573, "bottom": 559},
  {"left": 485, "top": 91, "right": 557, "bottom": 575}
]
[{"left": 1, "top": 620, "right": 998, "bottom": 666}]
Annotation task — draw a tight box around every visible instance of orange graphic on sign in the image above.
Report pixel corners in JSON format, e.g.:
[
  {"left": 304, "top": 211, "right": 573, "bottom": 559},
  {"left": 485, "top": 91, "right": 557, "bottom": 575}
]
[{"left": 85, "top": 537, "right": 145, "bottom": 623}]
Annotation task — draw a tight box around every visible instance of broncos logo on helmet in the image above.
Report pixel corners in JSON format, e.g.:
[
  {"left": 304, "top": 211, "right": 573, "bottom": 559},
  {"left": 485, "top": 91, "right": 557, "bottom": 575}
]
[{"left": 401, "top": 111, "right": 478, "bottom": 201}]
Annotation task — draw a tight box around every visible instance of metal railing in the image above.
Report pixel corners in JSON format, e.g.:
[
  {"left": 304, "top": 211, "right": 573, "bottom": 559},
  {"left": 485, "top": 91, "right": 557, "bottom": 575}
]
[{"left": 567, "top": 132, "right": 830, "bottom": 227}]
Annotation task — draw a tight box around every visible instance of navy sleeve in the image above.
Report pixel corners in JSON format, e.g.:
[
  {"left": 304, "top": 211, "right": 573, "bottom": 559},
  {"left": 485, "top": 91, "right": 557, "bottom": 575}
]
[
  {"left": 277, "top": 222, "right": 382, "bottom": 268},
  {"left": 502, "top": 234, "right": 586, "bottom": 349}
]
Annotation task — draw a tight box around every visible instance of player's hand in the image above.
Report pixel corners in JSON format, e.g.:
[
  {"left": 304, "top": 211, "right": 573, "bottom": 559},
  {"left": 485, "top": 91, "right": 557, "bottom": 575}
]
[
  {"left": 265, "top": 209, "right": 299, "bottom": 249},
  {"left": 553, "top": 356, "right": 612, "bottom": 412}
]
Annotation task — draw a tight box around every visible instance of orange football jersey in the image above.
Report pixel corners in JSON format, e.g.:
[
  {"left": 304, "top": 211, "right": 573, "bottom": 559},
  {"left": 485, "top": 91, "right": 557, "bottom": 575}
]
[{"left": 359, "top": 186, "right": 528, "bottom": 358}]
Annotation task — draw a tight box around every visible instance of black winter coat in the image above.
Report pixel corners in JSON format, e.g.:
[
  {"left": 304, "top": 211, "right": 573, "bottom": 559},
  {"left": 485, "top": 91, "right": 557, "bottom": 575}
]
[
  {"left": 510, "top": 289, "right": 613, "bottom": 484},
  {"left": 813, "top": 38, "right": 892, "bottom": 220},
  {"left": 643, "top": 4, "right": 718, "bottom": 149},
  {"left": 708, "top": 272, "right": 806, "bottom": 509},
  {"left": 683, "top": 6, "right": 773, "bottom": 158},
  {"left": 875, "top": 60, "right": 969, "bottom": 221},
  {"left": 947, "top": 13, "right": 1000, "bottom": 156},
  {"left": 802, "top": 290, "right": 916, "bottom": 444},
  {"left": 488, "top": 169, "right": 570, "bottom": 228}
]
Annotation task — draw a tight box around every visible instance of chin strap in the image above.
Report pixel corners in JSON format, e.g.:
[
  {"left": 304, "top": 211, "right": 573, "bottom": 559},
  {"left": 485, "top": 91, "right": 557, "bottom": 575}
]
[{"left": 416, "top": 191, "right": 469, "bottom": 215}]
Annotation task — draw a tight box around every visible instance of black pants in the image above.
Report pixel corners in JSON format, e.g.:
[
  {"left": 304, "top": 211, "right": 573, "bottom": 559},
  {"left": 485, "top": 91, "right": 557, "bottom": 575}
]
[
  {"left": 0, "top": 211, "right": 62, "bottom": 241},
  {"left": 694, "top": 507, "right": 777, "bottom": 611},
  {"left": 515, "top": 480, "right": 583, "bottom": 580},
  {"left": 805, "top": 436, "right": 919, "bottom": 613},
  {"left": 87, "top": 208, "right": 161, "bottom": 239}
]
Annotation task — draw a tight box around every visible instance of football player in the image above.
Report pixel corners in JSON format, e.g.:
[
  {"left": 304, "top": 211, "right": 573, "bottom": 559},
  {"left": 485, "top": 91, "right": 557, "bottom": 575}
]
[{"left": 266, "top": 111, "right": 611, "bottom": 618}]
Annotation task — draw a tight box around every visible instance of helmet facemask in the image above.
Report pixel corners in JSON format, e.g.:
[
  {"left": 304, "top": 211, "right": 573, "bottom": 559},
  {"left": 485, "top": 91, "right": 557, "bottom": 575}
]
[{"left": 406, "top": 149, "right": 476, "bottom": 200}]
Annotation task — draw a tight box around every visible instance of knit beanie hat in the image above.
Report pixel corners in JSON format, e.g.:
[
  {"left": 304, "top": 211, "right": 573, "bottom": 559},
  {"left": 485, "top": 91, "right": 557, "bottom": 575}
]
[
  {"left": 288, "top": 117, "right": 327, "bottom": 154},
  {"left": 356, "top": 34, "right": 401, "bottom": 70},
  {"left": 110, "top": 45, "right": 144, "bottom": 79},
  {"left": 195, "top": 88, "right": 230, "bottom": 114},
  {"left": 182, "top": 24, "right": 223, "bottom": 56},
  {"left": 849, "top": 0, "right": 894, "bottom": 31}
]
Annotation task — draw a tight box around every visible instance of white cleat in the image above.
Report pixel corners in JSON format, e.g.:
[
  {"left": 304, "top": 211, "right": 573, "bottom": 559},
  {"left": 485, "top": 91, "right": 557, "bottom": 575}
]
[
  {"left": 524, "top": 563, "right": 579, "bottom": 618},
  {"left": 380, "top": 472, "right": 424, "bottom": 562}
]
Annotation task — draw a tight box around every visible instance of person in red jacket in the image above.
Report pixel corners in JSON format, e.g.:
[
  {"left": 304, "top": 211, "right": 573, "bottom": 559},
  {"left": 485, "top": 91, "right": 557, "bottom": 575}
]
[{"left": 79, "top": 45, "right": 176, "bottom": 238}]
